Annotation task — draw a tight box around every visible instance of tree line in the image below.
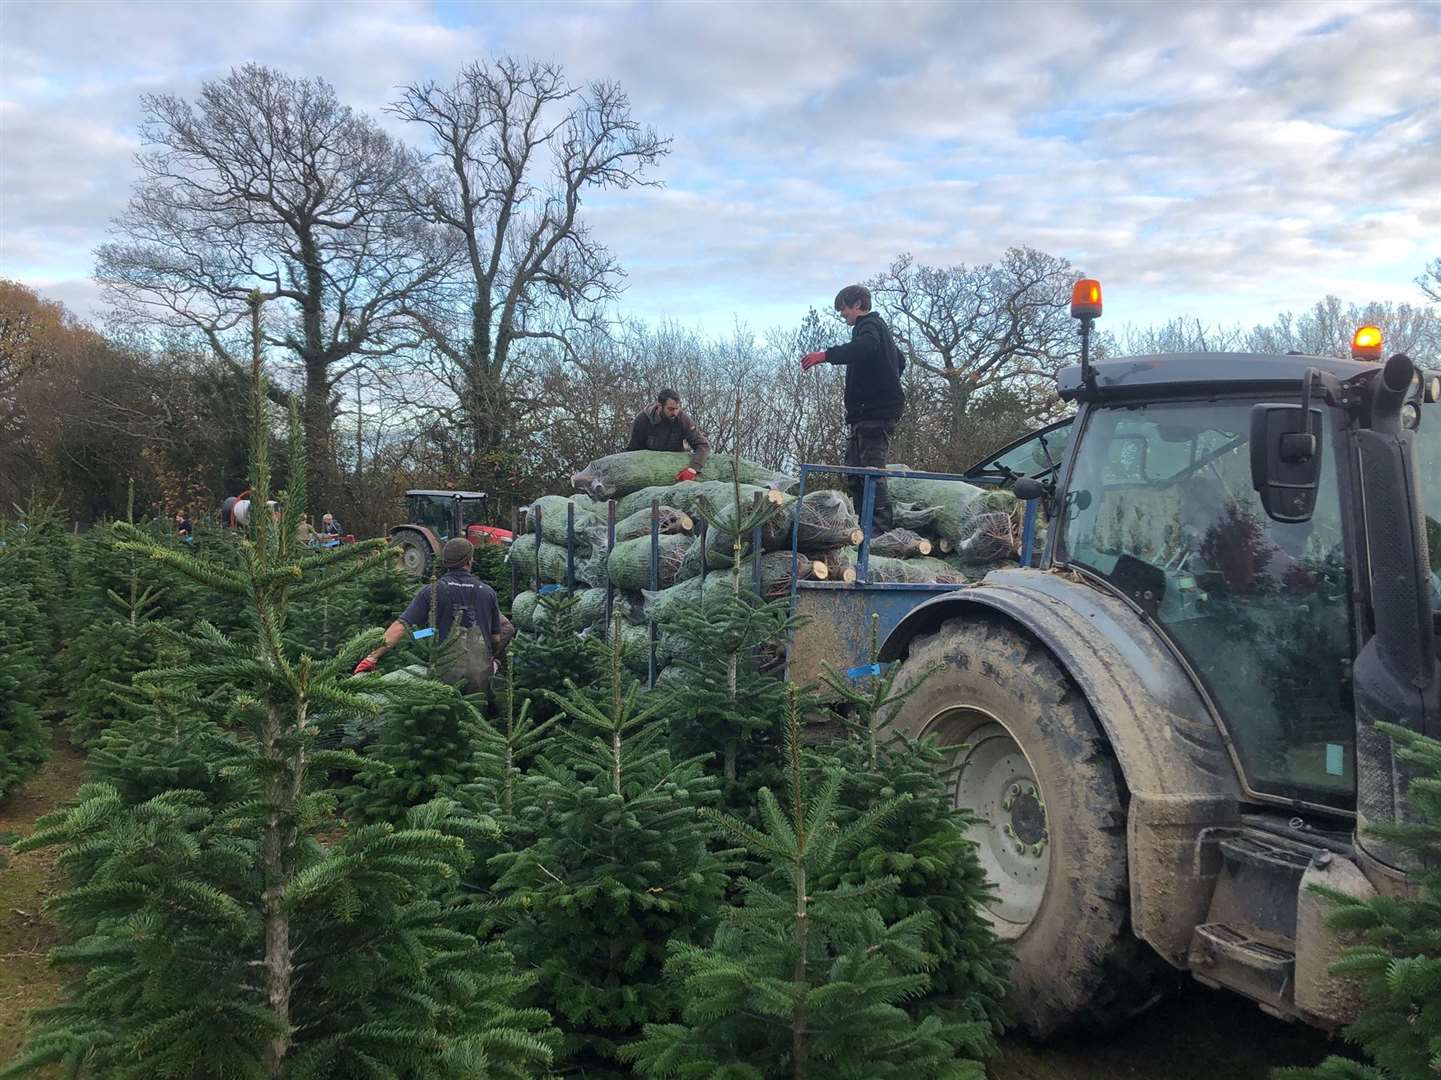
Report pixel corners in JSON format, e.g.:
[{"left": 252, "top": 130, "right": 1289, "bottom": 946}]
[{"left": 3, "top": 56, "right": 1438, "bottom": 533}]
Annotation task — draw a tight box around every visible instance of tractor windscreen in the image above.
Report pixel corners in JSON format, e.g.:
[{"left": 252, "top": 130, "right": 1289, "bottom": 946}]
[
  {"left": 1419, "top": 402, "right": 1441, "bottom": 613},
  {"left": 1059, "top": 399, "right": 1355, "bottom": 810}
]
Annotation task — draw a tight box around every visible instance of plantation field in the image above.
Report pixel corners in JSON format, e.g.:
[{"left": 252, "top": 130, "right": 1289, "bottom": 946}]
[{"left": 0, "top": 737, "right": 1340, "bottom": 1080}]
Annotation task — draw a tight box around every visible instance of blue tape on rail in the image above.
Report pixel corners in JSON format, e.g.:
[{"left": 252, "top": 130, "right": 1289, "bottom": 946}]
[
  {"left": 411, "top": 627, "right": 435, "bottom": 640},
  {"left": 845, "top": 662, "right": 882, "bottom": 679},
  {"left": 537, "top": 584, "right": 564, "bottom": 594}
]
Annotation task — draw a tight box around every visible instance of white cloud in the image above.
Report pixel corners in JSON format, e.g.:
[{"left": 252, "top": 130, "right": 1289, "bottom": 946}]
[{"left": 1, "top": 0, "right": 1438, "bottom": 340}]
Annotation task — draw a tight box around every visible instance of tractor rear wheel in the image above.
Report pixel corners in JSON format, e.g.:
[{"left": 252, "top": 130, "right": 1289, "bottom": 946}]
[
  {"left": 390, "top": 530, "right": 433, "bottom": 580},
  {"left": 886, "top": 616, "right": 1170, "bottom": 1037}
]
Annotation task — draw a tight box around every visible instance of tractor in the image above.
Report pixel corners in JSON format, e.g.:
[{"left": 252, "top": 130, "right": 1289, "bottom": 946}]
[
  {"left": 785, "top": 283, "right": 1440, "bottom": 1036},
  {"left": 387, "top": 489, "right": 512, "bottom": 579}
]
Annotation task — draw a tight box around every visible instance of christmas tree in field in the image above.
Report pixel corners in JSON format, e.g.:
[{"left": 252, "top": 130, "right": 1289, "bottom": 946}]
[
  {"left": 814, "top": 617, "right": 1009, "bottom": 1038},
  {"left": 0, "top": 564, "right": 48, "bottom": 800},
  {"left": 654, "top": 426, "right": 801, "bottom": 806},
  {"left": 2, "top": 293, "right": 557, "bottom": 1080},
  {"left": 622, "top": 686, "right": 992, "bottom": 1080},
  {"left": 1279, "top": 726, "right": 1441, "bottom": 1080},
  {"left": 490, "top": 614, "right": 732, "bottom": 1076}
]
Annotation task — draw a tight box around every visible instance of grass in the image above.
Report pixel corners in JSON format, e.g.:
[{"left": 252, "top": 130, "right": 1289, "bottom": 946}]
[{"left": 0, "top": 732, "right": 87, "bottom": 1070}]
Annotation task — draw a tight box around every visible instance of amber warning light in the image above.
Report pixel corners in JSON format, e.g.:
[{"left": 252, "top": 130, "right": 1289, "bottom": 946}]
[
  {"left": 1351, "top": 325, "right": 1383, "bottom": 361},
  {"left": 1070, "top": 279, "right": 1103, "bottom": 320}
]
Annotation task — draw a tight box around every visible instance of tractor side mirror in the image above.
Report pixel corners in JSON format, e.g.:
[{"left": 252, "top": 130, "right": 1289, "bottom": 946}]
[
  {"left": 1250, "top": 403, "right": 1323, "bottom": 523},
  {"left": 1012, "top": 476, "right": 1052, "bottom": 502}
]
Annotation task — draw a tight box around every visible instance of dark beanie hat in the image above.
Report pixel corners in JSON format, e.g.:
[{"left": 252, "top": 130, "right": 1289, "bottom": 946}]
[{"left": 442, "top": 537, "right": 474, "bottom": 567}]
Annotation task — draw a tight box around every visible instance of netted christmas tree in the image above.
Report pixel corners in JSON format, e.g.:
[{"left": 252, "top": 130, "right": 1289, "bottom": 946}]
[
  {"left": 2, "top": 294, "right": 557, "bottom": 1080},
  {"left": 622, "top": 686, "right": 992, "bottom": 1079},
  {"left": 813, "top": 617, "right": 1009, "bottom": 1039},
  {"left": 1278, "top": 725, "right": 1441, "bottom": 1080},
  {"left": 490, "top": 616, "right": 733, "bottom": 1076}
]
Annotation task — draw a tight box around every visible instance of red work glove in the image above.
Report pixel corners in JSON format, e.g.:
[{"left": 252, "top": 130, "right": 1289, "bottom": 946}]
[
  {"left": 675, "top": 467, "right": 698, "bottom": 482},
  {"left": 801, "top": 351, "right": 826, "bottom": 371},
  {"left": 352, "top": 656, "right": 378, "bottom": 676}
]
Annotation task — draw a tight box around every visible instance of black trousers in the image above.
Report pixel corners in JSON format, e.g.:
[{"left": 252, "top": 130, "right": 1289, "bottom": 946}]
[{"left": 845, "top": 419, "right": 896, "bottom": 531}]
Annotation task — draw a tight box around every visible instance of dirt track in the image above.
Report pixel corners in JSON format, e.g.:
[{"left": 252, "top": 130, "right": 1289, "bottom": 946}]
[{"left": 994, "top": 978, "right": 1345, "bottom": 1079}]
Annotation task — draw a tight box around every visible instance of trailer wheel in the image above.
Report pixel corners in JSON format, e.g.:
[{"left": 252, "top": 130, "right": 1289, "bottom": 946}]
[
  {"left": 887, "top": 616, "right": 1169, "bottom": 1037},
  {"left": 390, "top": 530, "right": 433, "bottom": 580}
]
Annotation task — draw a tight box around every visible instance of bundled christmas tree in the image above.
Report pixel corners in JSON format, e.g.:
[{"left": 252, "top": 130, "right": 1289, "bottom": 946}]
[
  {"left": 490, "top": 617, "right": 732, "bottom": 1075},
  {"left": 2, "top": 294, "right": 557, "bottom": 1080},
  {"left": 622, "top": 687, "right": 992, "bottom": 1079},
  {"left": 814, "top": 617, "right": 1009, "bottom": 1038},
  {"left": 1279, "top": 725, "right": 1441, "bottom": 1080}
]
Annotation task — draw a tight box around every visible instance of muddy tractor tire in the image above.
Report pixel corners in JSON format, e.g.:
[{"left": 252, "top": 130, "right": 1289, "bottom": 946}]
[
  {"left": 390, "top": 529, "right": 434, "bottom": 580},
  {"left": 887, "top": 616, "right": 1169, "bottom": 1037}
]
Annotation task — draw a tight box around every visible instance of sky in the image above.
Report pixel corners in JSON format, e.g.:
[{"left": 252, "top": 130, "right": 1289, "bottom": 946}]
[{"left": 2, "top": 0, "right": 1439, "bottom": 341}]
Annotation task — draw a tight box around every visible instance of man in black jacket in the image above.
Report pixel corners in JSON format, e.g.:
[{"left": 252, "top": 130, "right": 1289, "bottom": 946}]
[
  {"left": 626, "top": 388, "right": 712, "bottom": 481},
  {"left": 801, "top": 284, "right": 905, "bottom": 530}
]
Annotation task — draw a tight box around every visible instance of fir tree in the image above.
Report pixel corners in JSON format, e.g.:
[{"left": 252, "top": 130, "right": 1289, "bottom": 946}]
[
  {"left": 657, "top": 421, "right": 802, "bottom": 804},
  {"left": 813, "top": 617, "right": 1009, "bottom": 1038},
  {"left": 491, "top": 615, "right": 732, "bottom": 1075},
  {"left": 1279, "top": 726, "right": 1441, "bottom": 1080},
  {"left": 0, "top": 571, "right": 48, "bottom": 800},
  {"left": 622, "top": 686, "right": 992, "bottom": 1080},
  {"left": 511, "top": 590, "right": 606, "bottom": 724},
  {"left": 341, "top": 676, "right": 490, "bottom": 825},
  {"left": 63, "top": 489, "right": 176, "bottom": 750},
  {"left": 3, "top": 293, "right": 558, "bottom": 1079}
]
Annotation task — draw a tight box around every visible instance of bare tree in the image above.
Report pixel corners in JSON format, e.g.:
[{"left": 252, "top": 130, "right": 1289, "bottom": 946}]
[
  {"left": 391, "top": 58, "right": 670, "bottom": 483},
  {"left": 867, "top": 247, "right": 1078, "bottom": 454},
  {"left": 96, "top": 63, "right": 451, "bottom": 510},
  {"left": 1417, "top": 257, "right": 1440, "bottom": 306},
  {"left": 1243, "top": 296, "right": 1440, "bottom": 361},
  {"left": 1115, "top": 317, "right": 1248, "bottom": 355}
]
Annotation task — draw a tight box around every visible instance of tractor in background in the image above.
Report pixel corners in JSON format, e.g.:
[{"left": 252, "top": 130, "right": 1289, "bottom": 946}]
[{"left": 387, "top": 489, "right": 512, "bottom": 579}]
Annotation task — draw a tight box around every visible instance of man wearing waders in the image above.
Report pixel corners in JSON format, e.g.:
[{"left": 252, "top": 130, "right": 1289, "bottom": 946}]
[{"left": 352, "top": 537, "right": 514, "bottom": 695}]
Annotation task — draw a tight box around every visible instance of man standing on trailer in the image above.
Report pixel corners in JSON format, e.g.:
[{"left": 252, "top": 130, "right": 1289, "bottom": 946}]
[
  {"left": 626, "top": 388, "right": 712, "bottom": 482},
  {"left": 801, "top": 284, "right": 906, "bottom": 531}
]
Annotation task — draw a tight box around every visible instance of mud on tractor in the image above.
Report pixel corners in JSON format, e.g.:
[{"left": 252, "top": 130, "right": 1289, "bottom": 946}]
[
  {"left": 387, "top": 489, "right": 512, "bottom": 578},
  {"left": 787, "top": 283, "right": 1440, "bottom": 1036}
]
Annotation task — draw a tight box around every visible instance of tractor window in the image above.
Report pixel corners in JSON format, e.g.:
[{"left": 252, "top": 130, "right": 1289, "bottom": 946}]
[
  {"left": 410, "top": 497, "right": 453, "bottom": 539},
  {"left": 1419, "top": 410, "right": 1441, "bottom": 612},
  {"left": 1060, "top": 400, "right": 1354, "bottom": 810},
  {"left": 966, "top": 418, "right": 1075, "bottom": 481}
]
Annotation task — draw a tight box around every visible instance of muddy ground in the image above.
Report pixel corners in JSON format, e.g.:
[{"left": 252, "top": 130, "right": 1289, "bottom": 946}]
[
  {"left": 994, "top": 980, "right": 1344, "bottom": 1079},
  {"left": 1, "top": 739, "right": 1351, "bottom": 1078}
]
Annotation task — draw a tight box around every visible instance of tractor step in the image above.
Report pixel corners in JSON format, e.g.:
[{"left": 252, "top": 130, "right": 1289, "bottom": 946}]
[
  {"left": 1184, "top": 824, "right": 1332, "bottom": 1022},
  {"left": 1188, "top": 922, "right": 1296, "bottom": 1019}
]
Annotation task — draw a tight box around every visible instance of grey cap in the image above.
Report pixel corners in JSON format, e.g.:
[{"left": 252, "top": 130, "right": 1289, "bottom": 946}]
[{"left": 442, "top": 537, "right": 474, "bottom": 568}]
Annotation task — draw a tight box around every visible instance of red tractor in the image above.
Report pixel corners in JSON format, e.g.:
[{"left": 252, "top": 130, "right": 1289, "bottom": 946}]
[{"left": 387, "top": 489, "right": 513, "bottom": 578}]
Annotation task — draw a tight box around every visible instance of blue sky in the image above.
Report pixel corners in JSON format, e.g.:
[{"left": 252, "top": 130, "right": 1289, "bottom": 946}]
[{"left": 2, "top": 0, "right": 1438, "bottom": 340}]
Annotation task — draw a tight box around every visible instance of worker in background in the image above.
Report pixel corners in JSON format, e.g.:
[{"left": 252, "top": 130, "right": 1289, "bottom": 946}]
[
  {"left": 295, "top": 513, "right": 318, "bottom": 546},
  {"left": 801, "top": 284, "right": 906, "bottom": 532},
  {"left": 321, "top": 512, "right": 343, "bottom": 537},
  {"left": 627, "top": 388, "right": 711, "bottom": 482},
  {"left": 174, "top": 510, "right": 192, "bottom": 538},
  {"left": 353, "top": 537, "right": 514, "bottom": 696}
]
